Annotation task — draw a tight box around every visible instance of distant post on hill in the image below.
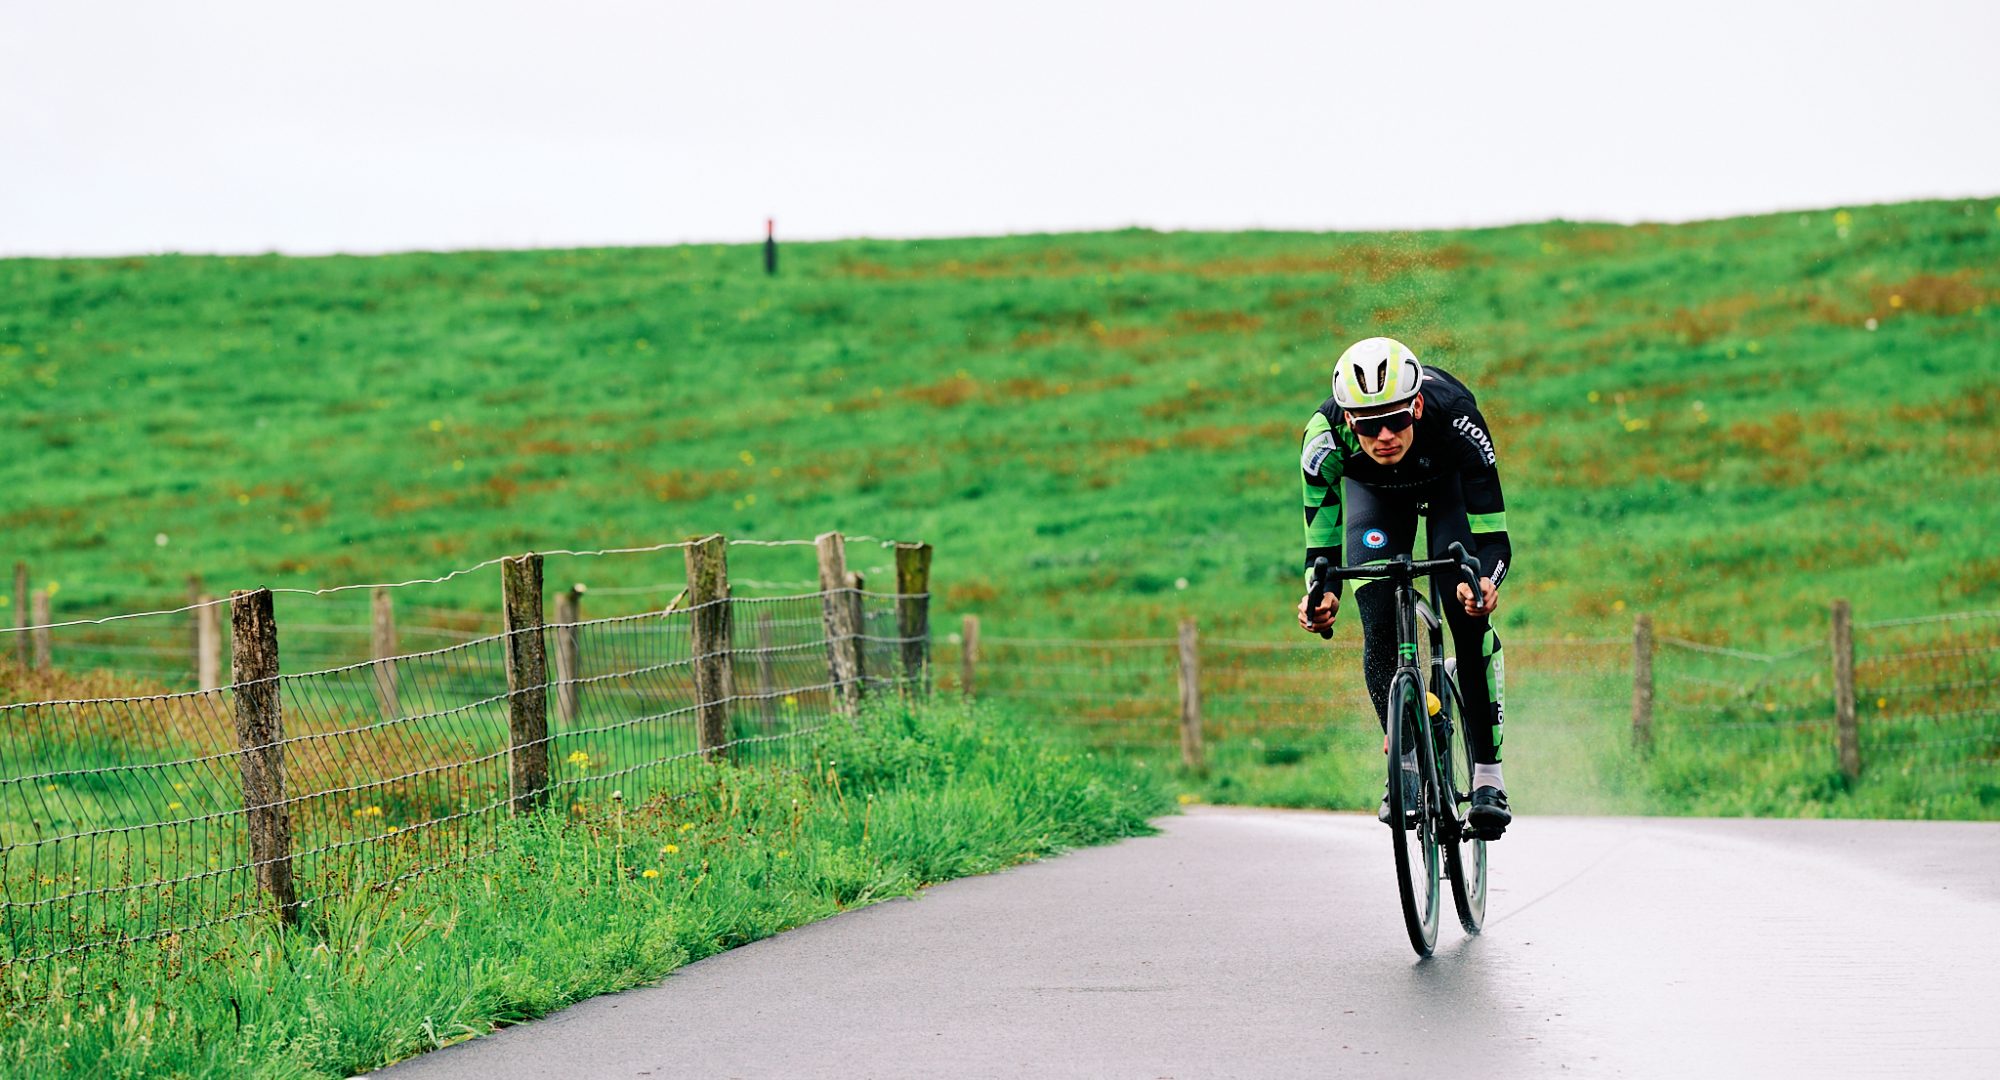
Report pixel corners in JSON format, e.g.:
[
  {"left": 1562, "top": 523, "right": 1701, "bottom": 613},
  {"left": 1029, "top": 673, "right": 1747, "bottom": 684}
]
[{"left": 764, "top": 217, "right": 777, "bottom": 276}]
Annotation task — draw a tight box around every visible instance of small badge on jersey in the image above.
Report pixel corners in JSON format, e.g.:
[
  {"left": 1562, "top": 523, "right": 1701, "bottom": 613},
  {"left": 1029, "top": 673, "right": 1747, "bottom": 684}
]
[
  {"left": 1363, "top": 529, "right": 1388, "bottom": 549},
  {"left": 1301, "top": 431, "right": 1337, "bottom": 478}
]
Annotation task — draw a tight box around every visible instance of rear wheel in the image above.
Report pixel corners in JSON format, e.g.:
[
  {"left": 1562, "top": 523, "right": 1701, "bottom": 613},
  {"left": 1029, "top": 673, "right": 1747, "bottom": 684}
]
[
  {"left": 1437, "top": 659, "right": 1488, "bottom": 933},
  {"left": 1387, "top": 671, "right": 1440, "bottom": 956}
]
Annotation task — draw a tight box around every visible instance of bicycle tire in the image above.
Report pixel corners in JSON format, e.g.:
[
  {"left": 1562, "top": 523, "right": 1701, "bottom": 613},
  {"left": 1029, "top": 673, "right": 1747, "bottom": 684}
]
[
  {"left": 1437, "top": 660, "right": 1488, "bottom": 933},
  {"left": 1387, "top": 671, "right": 1441, "bottom": 956}
]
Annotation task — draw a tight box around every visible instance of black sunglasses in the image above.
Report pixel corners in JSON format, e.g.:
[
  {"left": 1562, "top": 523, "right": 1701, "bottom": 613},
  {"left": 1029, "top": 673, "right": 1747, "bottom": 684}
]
[{"left": 1346, "top": 407, "right": 1416, "bottom": 438}]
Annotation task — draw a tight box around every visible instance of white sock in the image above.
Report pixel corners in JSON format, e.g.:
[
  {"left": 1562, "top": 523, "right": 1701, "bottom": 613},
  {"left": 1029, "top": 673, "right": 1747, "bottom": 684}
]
[{"left": 1473, "top": 763, "right": 1504, "bottom": 791}]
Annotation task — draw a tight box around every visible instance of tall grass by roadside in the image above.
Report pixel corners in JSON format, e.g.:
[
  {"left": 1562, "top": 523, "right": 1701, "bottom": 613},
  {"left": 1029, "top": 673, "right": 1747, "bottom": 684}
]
[{"left": 0, "top": 700, "right": 1169, "bottom": 1080}]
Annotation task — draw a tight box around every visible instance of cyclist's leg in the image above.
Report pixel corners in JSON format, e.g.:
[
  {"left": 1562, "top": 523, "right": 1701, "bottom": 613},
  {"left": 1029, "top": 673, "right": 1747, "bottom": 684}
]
[
  {"left": 1424, "top": 490, "right": 1504, "bottom": 768},
  {"left": 1343, "top": 479, "right": 1419, "bottom": 733}
]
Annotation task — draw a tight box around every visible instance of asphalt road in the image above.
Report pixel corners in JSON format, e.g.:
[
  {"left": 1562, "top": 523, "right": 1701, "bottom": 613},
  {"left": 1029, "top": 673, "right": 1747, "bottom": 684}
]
[{"left": 376, "top": 808, "right": 2000, "bottom": 1079}]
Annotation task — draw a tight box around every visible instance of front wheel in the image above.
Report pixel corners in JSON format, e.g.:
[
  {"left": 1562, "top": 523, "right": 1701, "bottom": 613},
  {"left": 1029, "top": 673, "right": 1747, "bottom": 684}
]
[
  {"left": 1437, "top": 659, "right": 1488, "bottom": 933},
  {"left": 1387, "top": 671, "right": 1440, "bottom": 956}
]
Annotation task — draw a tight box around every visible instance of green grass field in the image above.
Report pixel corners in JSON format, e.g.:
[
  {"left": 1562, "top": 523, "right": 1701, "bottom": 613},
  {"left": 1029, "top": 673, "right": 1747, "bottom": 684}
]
[
  {"left": 5, "top": 198, "right": 1997, "bottom": 645},
  {"left": 3, "top": 198, "right": 1996, "bottom": 822}
]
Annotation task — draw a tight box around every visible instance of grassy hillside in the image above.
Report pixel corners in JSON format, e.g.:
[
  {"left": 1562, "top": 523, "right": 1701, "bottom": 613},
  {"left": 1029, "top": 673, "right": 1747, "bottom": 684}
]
[{"left": 3, "top": 198, "right": 1997, "bottom": 649}]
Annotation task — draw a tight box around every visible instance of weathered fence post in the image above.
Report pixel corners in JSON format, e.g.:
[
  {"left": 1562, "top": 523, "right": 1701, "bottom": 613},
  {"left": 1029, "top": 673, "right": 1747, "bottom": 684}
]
[
  {"left": 30, "top": 590, "right": 51, "bottom": 670},
  {"left": 12, "top": 562, "right": 27, "bottom": 667},
  {"left": 816, "top": 532, "right": 860, "bottom": 713},
  {"left": 1178, "top": 618, "right": 1205, "bottom": 772},
  {"left": 755, "top": 609, "right": 778, "bottom": 728},
  {"left": 1632, "top": 613, "right": 1654, "bottom": 749},
  {"left": 961, "top": 614, "right": 980, "bottom": 701},
  {"left": 370, "top": 588, "right": 399, "bottom": 719},
  {"left": 187, "top": 573, "right": 204, "bottom": 680},
  {"left": 552, "top": 585, "right": 582, "bottom": 726},
  {"left": 230, "top": 588, "right": 297, "bottom": 925},
  {"left": 685, "top": 535, "right": 733, "bottom": 758},
  {"left": 197, "top": 595, "right": 222, "bottom": 691},
  {"left": 501, "top": 554, "right": 550, "bottom": 812},
  {"left": 895, "top": 542, "right": 933, "bottom": 695},
  {"left": 847, "top": 570, "right": 868, "bottom": 694},
  {"left": 1832, "top": 598, "right": 1859, "bottom": 780}
]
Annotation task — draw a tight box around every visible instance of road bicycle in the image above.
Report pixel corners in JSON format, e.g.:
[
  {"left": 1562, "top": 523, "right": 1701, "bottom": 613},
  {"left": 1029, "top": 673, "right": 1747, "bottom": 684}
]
[{"left": 1308, "top": 544, "right": 1489, "bottom": 956}]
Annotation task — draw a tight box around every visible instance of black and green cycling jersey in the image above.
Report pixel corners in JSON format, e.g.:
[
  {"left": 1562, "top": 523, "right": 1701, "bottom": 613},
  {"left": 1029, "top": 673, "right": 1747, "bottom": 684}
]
[{"left": 1299, "top": 366, "right": 1513, "bottom": 591}]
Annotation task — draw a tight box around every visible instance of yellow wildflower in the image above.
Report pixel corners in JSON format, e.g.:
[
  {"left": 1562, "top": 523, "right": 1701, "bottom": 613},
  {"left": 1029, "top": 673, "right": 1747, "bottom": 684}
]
[
  {"left": 567, "top": 750, "right": 591, "bottom": 768},
  {"left": 660, "top": 844, "right": 680, "bottom": 855},
  {"left": 641, "top": 868, "right": 661, "bottom": 879},
  {"left": 167, "top": 802, "right": 183, "bottom": 810},
  {"left": 678, "top": 822, "right": 694, "bottom": 833}
]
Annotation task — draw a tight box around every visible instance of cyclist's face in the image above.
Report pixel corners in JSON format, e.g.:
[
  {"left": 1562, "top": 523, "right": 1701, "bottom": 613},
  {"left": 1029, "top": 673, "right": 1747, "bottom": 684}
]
[{"left": 1349, "top": 395, "right": 1422, "bottom": 464}]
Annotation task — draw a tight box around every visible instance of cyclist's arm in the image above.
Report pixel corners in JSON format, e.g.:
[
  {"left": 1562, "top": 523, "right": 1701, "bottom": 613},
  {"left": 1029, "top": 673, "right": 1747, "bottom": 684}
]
[
  {"left": 1300, "top": 411, "right": 1343, "bottom": 589},
  {"left": 1454, "top": 406, "right": 1512, "bottom": 589}
]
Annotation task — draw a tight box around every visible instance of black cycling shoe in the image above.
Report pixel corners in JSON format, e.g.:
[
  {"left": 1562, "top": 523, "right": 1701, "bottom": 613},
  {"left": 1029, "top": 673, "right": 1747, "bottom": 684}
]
[{"left": 1467, "top": 785, "right": 1511, "bottom": 838}]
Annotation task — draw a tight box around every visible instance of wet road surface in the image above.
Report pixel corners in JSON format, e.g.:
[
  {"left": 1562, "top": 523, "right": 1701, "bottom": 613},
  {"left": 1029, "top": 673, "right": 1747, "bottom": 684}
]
[{"left": 377, "top": 808, "right": 2000, "bottom": 1078}]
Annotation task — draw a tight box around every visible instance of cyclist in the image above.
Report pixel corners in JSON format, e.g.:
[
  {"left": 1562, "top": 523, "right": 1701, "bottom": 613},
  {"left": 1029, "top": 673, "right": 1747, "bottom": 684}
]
[{"left": 1294, "top": 336, "right": 1513, "bottom": 838}]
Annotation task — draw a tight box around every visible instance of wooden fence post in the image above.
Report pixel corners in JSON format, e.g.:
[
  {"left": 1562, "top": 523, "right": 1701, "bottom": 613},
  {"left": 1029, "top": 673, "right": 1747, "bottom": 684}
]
[
  {"left": 197, "top": 595, "right": 222, "bottom": 691},
  {"left": 553, "top": 586, "right": 581, "bottom": 727},
  {"left": 816, "top": 533, "right": 860, "bottom": 713},
  {"left": 12, "top": 562, "right": 26, "bottom": 668},
  {"left": 1178, "top": 618, "right": 1205, "bottom": 772},
  {"left": 187, "top": 573, "right": 204, "bottom": 682},
  {"left": 370, "top": 588, "right": 399, "bottom": 719},
  {"left": 30, "top": 590, "right": 51, "bottom": 670},
  {"left": 847, "top": 570, "right": 867, "bottom": 695},
  {"left": 1632, "top": 613, "right": 1654, "bottom": 749},
  {"left": 501, "top": 555, "right": 550, "bottom": 812},
  {"left": 961, "top": 614, "right": 980, "bottom": 701},
  {"left": 685, "top": 535, "right": 733, "bottom": 758},
  {"left": 230, "top": 588, "right": 297, "bottom": 925},
  {"left": 895, "top": 543, "right": 933, "bottom": 695},
  {"left": 1832, "top": 598, "right": 1859, "bottom": 780}
]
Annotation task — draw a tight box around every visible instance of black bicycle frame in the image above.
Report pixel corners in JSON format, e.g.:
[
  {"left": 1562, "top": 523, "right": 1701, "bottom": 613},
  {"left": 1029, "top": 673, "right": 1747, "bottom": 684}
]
[{"left": 1309, "top": 543, "right": 1483, "bottom": 821}]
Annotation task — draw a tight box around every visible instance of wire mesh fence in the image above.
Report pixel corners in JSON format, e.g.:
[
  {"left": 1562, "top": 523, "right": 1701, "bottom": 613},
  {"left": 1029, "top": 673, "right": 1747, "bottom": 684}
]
[
  {"left": 944, "top": 607, "right": 1997, "bottom": 796},
  {"left": 0, "top": 536, "right": 928, "bottom": 1000}
]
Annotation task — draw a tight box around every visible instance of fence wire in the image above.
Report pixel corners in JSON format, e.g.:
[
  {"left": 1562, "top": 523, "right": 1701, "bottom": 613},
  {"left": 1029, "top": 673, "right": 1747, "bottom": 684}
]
[
  {"left": 954, "top": 613, "right": 1995, "bottom": 792},
  {"left": 0, "top": 554, "right": 926, "bottom": 1001}
]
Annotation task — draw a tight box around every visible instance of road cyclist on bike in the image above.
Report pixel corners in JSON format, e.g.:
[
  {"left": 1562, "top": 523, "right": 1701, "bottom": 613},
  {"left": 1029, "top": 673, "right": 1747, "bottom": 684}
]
[{"left": 1295, "top": 337, "right": 1513, "bottom": 839}]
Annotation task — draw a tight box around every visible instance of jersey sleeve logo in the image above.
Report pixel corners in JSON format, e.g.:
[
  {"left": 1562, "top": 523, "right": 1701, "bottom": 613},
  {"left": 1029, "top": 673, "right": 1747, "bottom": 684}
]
[
  {"left": 1301, "top": 430, "right": 1337, "bottom": 477},
  {"left": 1450, "top": 415, "right": 1497, "bottom": 466},
  {"left": 1363, "top": 529, "right": 1388, "bottom": 549}
]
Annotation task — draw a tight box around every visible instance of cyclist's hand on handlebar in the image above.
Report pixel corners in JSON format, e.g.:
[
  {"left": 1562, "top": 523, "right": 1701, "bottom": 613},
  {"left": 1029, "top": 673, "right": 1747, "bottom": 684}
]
[
  {"left": 1297, "top": 590, "right": 1338, "bottom": 634},
  {"left": 1455, "top": 577, "right": 1499, "bottom": 618}
]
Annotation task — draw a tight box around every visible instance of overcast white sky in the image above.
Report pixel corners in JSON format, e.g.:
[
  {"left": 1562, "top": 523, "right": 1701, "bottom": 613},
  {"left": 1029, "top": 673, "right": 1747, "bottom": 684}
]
[{"left": 3, "top": 0, "right": 1996, "bottom": 256}]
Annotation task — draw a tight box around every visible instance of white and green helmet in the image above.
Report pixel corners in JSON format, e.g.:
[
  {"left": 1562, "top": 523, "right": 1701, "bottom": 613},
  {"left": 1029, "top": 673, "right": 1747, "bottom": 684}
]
[{"left": 1331, "top": 336, "right": 1425, "bottom": 410}]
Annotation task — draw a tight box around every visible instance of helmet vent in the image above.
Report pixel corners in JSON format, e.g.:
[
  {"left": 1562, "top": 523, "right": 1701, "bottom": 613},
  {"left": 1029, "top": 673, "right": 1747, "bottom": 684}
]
[{"left": 1354, "top": 358, "right": 1389, "bottom": 395}]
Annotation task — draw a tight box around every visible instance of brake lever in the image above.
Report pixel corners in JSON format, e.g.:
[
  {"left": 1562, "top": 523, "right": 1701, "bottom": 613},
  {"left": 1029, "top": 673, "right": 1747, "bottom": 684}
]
[
  {"left": 1447, "top": 541, "right": 1484, "bottom": 610},
  {"left": 1306, "top": 556, "right": 1333, "bottom": 640}
]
